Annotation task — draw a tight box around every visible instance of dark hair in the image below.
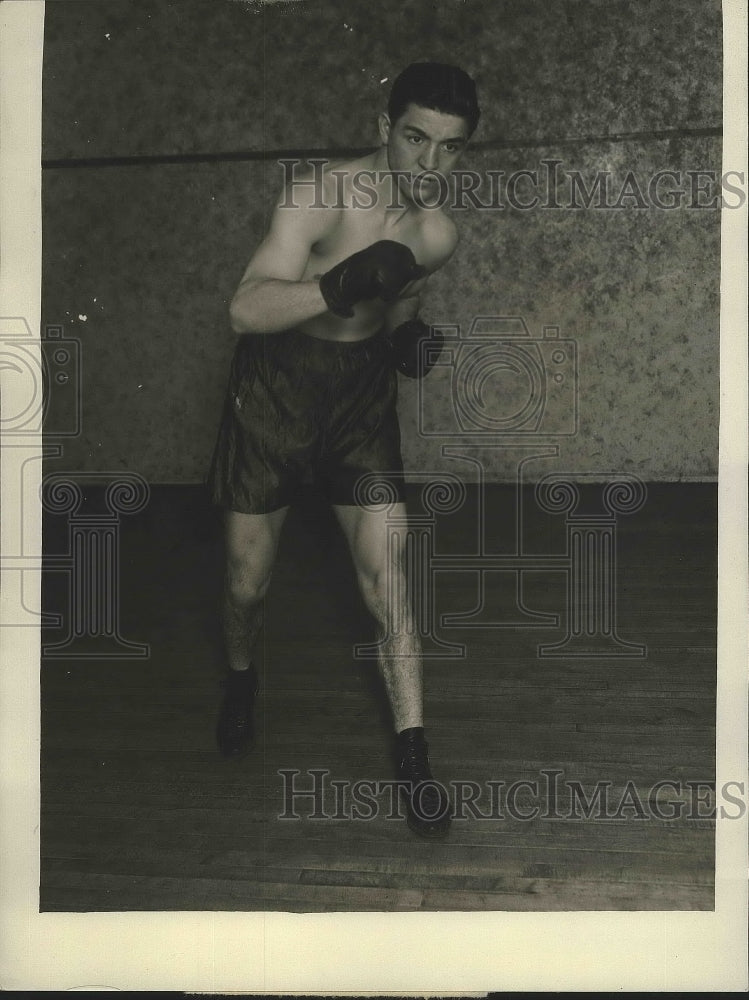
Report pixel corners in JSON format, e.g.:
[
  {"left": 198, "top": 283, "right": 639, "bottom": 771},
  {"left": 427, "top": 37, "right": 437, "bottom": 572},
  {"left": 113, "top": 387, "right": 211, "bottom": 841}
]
[{"left": 388, "top": 62, "right": 480, "bottom": 135}]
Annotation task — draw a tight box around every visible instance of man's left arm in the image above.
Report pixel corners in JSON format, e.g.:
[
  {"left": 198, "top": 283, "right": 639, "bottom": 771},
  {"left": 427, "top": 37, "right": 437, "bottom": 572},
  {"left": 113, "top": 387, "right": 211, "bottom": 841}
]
[
  {"left": 382, "top": 279, "right": 445, "bottom": 380},
  {"left": 384, "top": 214, "right": 459, "bottom": 336},
  {"left": 383, "top": 280, "right": 425, "bottom": 335},
  {"left": 383, "top": 230, "right": 457, "bottom": 378}
]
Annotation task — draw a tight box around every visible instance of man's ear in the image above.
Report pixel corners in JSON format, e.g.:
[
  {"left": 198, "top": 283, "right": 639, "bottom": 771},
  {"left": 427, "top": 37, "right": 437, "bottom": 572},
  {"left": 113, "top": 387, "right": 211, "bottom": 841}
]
[{"left": 377, "top": 112, "right": 391, "bottom": 145}]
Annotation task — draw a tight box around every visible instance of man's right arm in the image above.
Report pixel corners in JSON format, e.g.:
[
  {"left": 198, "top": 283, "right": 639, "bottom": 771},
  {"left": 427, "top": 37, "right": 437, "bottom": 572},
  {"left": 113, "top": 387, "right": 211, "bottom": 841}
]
[
  {"left": 229, "top": 176, "right": 425, "bottom": 334},
  {"left": 229, "top": 186, "right": 330, "bottom": 335}
]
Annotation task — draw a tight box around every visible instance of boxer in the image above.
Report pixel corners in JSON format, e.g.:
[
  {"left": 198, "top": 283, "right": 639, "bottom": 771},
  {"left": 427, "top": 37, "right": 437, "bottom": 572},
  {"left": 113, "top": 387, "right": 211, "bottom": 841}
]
[{"left": 209, "top": 62, "right": 480, "bottom": 838}]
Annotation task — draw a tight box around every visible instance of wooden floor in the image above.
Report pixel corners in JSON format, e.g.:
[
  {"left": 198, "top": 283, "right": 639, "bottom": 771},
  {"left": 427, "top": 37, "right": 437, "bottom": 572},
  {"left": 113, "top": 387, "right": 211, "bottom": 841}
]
[{"left": 40, "top": 483, "right": 717, "bottom": 911}]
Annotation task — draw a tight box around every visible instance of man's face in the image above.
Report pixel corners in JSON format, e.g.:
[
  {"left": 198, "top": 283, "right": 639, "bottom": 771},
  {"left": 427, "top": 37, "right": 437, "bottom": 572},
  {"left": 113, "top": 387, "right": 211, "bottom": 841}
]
[{"left": 379, "top": 102, "right": 470, "bottom": 206}]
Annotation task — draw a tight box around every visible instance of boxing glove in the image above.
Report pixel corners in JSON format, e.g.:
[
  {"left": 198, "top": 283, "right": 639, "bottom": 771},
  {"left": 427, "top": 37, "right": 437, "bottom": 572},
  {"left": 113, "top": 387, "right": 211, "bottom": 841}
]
[
  {"left": 319, "top": 240, "right": 425, "bottom": 318},
  {"left": 385, "top": 318, "right": 444, "bottom": 379}
]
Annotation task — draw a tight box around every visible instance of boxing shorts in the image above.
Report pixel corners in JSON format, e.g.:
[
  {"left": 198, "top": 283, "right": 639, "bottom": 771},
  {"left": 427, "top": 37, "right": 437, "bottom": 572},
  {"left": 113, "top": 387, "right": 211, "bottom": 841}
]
[{"left": 208, "top": 328, "right": 406, "bottom": 513}]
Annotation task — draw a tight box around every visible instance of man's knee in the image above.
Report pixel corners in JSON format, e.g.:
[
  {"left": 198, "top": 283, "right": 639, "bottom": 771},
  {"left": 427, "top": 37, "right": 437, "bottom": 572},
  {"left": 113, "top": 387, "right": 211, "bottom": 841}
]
[
  {"left": 224, "top": 511, "right": 283, "bottom": 607},
  {"left": 225, "top": 555, "right": 273, "bottom": 608},
  {"left": 227, "top": 577, "right": 270, "bottom": 609},
  {"left": 356, "top": 552, "right": 407, "bottom": 621}
]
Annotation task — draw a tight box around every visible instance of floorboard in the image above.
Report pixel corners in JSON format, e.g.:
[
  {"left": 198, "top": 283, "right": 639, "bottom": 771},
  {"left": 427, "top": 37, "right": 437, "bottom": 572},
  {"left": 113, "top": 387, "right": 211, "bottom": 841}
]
[{"left": 40, "top": 482, "right": 717, "bottom": 911}]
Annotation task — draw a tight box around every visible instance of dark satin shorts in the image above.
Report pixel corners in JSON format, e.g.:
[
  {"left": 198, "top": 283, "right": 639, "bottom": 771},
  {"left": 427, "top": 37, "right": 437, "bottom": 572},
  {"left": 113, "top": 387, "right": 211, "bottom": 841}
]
[{"left": 208, "top": 328, "right": 406, "bottom": 513}]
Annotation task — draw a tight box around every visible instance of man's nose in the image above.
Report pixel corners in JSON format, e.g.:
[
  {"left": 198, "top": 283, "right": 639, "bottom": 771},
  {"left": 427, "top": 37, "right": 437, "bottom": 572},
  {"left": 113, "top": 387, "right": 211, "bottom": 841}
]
[{"left": 419, "top": 145, "right": 439, "bottom": 171}]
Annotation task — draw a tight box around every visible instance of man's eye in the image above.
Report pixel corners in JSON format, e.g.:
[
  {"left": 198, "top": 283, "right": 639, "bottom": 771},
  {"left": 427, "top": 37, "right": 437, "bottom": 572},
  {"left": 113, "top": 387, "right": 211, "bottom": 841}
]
[{"left": 408, "top": 136, "right": 422, "bottom": 144}]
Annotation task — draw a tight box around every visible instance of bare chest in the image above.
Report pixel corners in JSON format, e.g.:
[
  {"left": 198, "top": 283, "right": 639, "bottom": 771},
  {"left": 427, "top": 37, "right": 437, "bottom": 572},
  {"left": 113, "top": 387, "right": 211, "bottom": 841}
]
[{"left": 301, "top": 208, "right": 437, "bottom": 280}]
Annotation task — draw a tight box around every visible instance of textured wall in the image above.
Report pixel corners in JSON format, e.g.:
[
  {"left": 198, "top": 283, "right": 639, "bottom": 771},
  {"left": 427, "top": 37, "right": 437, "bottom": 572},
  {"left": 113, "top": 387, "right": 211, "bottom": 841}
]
[{"left": 41, "top": 0, "right": 722, "bottom": 483}]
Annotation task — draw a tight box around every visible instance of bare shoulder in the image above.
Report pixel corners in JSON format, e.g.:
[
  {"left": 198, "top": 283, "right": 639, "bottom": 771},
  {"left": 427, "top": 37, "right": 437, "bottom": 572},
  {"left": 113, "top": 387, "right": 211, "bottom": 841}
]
[
  {"left": 275, "top": 156, "right": 363, "bottom": 210},
  {"left": 268, "top": 158, "right": 346, "bottom": 243}
]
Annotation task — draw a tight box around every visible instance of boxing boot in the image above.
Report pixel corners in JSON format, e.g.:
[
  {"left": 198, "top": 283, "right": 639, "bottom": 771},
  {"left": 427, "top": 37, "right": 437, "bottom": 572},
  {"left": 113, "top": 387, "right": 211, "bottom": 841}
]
[
  {"left": 396, "top": 726, "right": 451, "bottom": 838},
  {"left": 216, "top": 665, "right": 259, "bottom": 758}
]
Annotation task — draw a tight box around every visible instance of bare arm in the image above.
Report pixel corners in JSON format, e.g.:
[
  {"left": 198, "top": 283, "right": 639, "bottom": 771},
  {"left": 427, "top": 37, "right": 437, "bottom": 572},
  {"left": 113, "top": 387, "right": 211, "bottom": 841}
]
[
  {"left": 230, "top": 278, "right": 327, "bottom": 334},
  {"left": 383, "top": 284, "right": 424, "bottom": 334},
  {"left": 383, "top": 216, "right": 459, "bottom": 334},
  {"left": 229, "top": 184, "right": 332, "bottom": 334}
]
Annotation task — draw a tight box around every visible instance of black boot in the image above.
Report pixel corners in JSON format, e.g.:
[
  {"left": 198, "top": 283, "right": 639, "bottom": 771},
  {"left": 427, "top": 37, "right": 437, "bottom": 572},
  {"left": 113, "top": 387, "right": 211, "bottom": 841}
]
[
  {"left": 396, "top": 726, "right": 451, "bottom": 838},
  {"left": 216, "top": 666, "right": 259, "bottom": 758}
]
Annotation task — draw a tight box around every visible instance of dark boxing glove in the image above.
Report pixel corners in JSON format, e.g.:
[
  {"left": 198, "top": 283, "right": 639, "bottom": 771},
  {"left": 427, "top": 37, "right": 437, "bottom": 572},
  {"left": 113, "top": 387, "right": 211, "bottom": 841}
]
[
  {"left": 385, "top": 318, "right": 444, "bottom": 379},
  {"left": 319, "top": 240, "right": 425, "bottom": 318}
]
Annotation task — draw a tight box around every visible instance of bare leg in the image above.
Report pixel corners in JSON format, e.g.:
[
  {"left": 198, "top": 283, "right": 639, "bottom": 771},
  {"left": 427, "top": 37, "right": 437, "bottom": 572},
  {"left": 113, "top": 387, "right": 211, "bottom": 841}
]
[
  {"left": 216, "top": 506, "right": 287, "bottom": 757},
  {"left": 223, "top": 506, "right": 288, "bottom": 671},
  {"left": 333, "top": 501, "right": 422, "bottom": 732},
  {"left": 333, "top": 500, "right": 450, "bottom": 835}
]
